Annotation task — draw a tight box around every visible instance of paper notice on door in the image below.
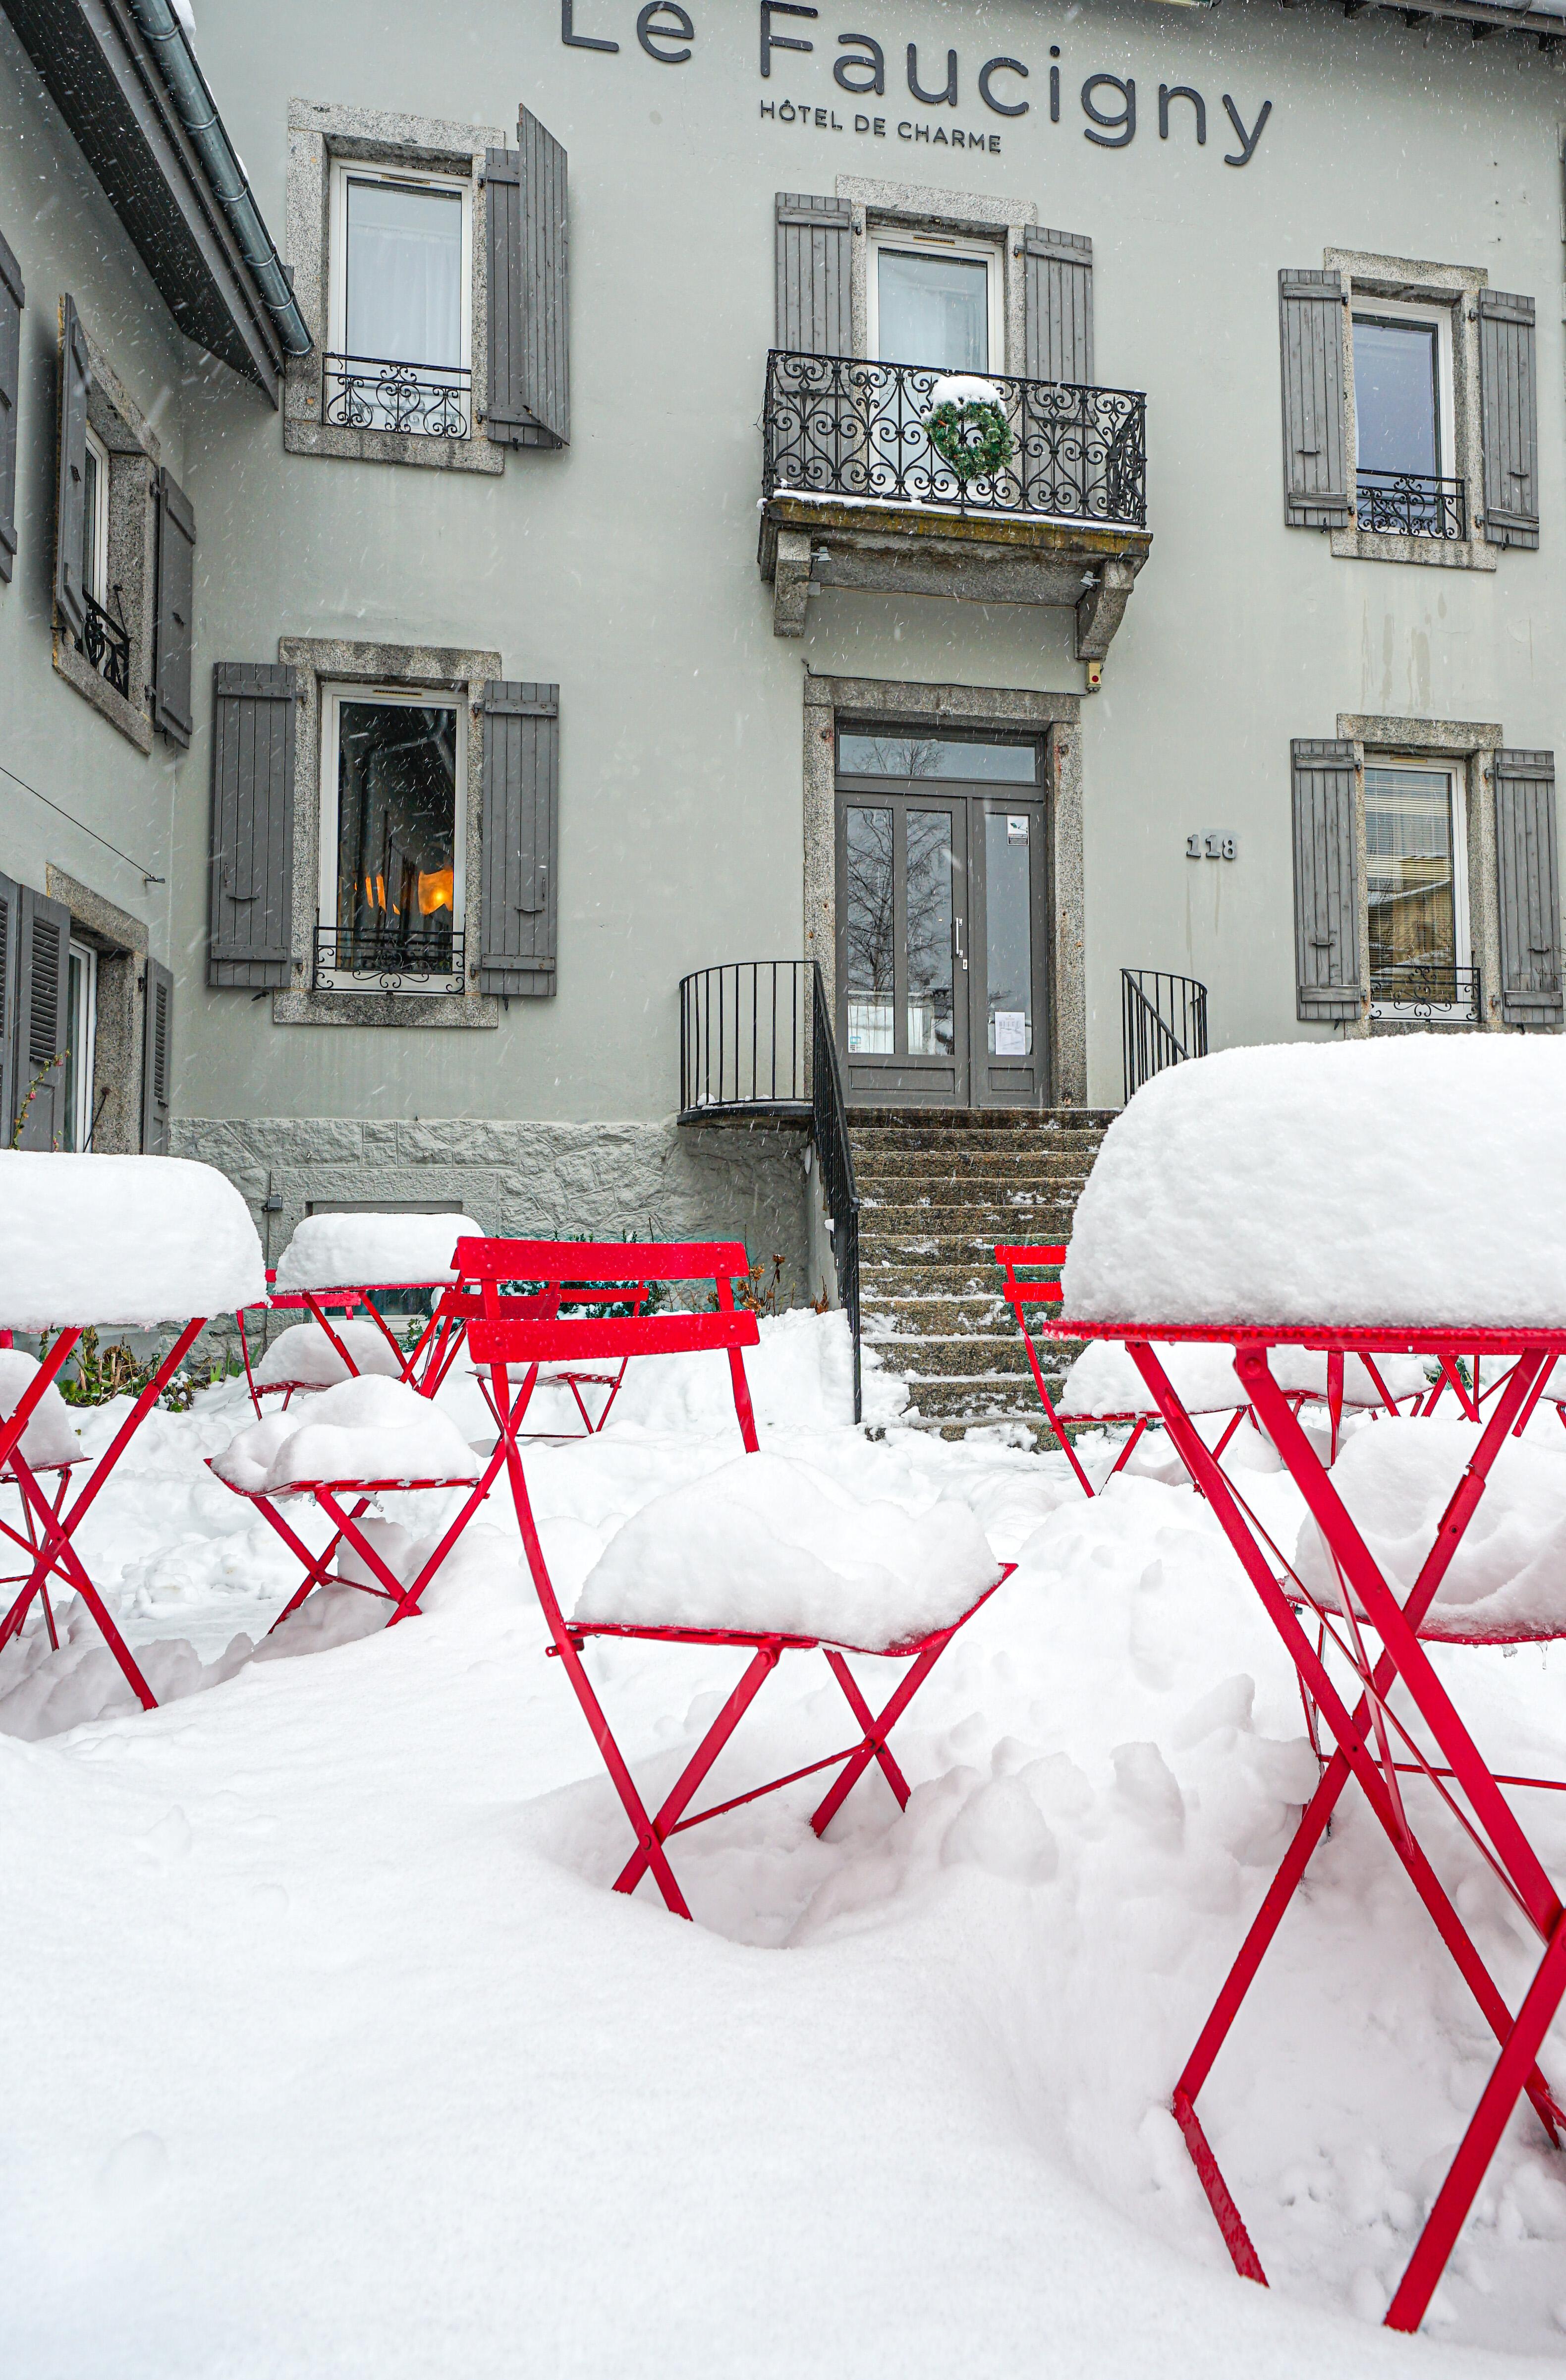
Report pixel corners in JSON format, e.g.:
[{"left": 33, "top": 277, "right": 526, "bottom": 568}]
[
  {"left": 993, "top": 1011, "right": 1028, "bottom": 1056},
  {"left": 1006, "top": 815, "right": 1029, "bottom": 841}
]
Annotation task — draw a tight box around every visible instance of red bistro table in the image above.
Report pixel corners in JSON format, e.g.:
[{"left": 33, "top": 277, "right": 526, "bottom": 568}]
[{"left": 1033, "top": 1310, "right": 1566, "bottom": 2335}]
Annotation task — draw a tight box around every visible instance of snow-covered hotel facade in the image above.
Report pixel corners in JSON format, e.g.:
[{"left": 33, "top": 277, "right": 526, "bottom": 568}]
[{"left": 0, "top": 0, "right": 1563, "bottom": 1288}]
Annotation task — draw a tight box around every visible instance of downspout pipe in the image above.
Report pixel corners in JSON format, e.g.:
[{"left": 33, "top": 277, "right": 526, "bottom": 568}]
[{"left": 123, "top": 0, "right": 313, "bottom": 359}]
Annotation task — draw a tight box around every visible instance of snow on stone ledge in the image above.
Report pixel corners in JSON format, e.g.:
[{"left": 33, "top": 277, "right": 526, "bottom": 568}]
[
  {"left": 0, "top": 1154, "right": 265, "bottom": 1329},
  {"left": 1061, "top": 1036, "right": 1566, "bottom": 1331},
  {"left": 273, "top": 1211, "right": 481, "bottom": 1292}
]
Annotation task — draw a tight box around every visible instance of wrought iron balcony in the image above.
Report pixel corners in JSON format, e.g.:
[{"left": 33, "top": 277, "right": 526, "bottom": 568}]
[
  {"left": 1354, "top": 469, "right": 1466, "bottom": 541},
  {"left": 314, "top": 925, "right": 464, "bottom": 993},
  {"left": 679, "top": 961, "right": 811, "bottom": 1119},
  {"left": 1122, "top": 969, "right": 1208, "bottom": 1105},
  {"left": 764, "top": 350, "right": 1147, "bottom": 527},
  {"left": 1370, "top": 963, "right": 1482, "bottom": 1021},
  {"left": 321, "top": 352, "right": 471, "bottom": 440},
  {"left": 76, "top": 589, "right": 131, "bottom": 701}
]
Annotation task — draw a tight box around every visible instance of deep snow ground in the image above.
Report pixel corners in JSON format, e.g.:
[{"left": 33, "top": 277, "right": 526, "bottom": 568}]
[{"left": 3, "top": 1312, "right": 1566, "bottom": 2377}]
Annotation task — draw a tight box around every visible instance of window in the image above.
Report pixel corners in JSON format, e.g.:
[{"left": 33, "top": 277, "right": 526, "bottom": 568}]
[
  {"left": 61, "top": 940, "right": 97, "bottom": 1151},
  {"left": 868, "top": 232, "right": 1002, "bottom": 373},
  {"left": 80, "top": 426, "right": 109, "bottom": 610},
  {"left": 317, "top": 689, "right": 464, "bottom": 993},
  {"left": 1365, "top": 761, "right": 1474, "bottom": 1019},
  {"left": 1351, "top": 300, "right": 1458, "bottom": 539},
  {"left": 325, "top": 162, "right": 472, "bottom": 438}
]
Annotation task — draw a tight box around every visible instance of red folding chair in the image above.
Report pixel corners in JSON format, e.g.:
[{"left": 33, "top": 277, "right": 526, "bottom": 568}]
[
  {"left": 1031, "top": 1306, "right": 1566, "bottom": 2337},
  {"left": 0, "top": 1319, "right": 211, "bottom": 1712},
  {"left": 462, "top": 1238, "right": 1014, "bottom": 1921}
]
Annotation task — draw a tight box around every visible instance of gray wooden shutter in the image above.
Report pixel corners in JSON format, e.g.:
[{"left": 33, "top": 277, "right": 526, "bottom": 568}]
[
  {"left": 479, "top": 680, "right": 558, "bottom": 998},
  {"left": 0, "top": 228, "right": 22, "bottom": 585},
  {"left": 1023, "top": 228, "right": 1093, "bottom": 384},
  {"left": 0, "top": 870, "right": 18, "bottom": 1139},
  {"left": 209, "top": 663, "right": 298, "bottom": 989},
  {"left": 55, "top": 294, "right": 90, "bottom": 637},
  {"left": 152, "top": 468, "right": 195, "bottom": 748},
  {"left": 1494, "top": 749, "right": 1562, "bottom": 1026},
  {"left": 1279, "top": 271, "right": 1349, "bottom": 529},
  {"left": 141, "top": 957, "right": 173, "bottom": 1152},
  {"left": 13, "top": 884, "right": 71, "bottom": 1149},
  {"left": 485, "top": 110, "right": 569, "bottom": 450},
  {"left": 1478, "top": 290, "right": 1539, "bottom": 551},
  {"left": 775, "top": 196, "right": 853, "bottom": 357},
  {"left": 1292, "top": 738, "right": 1363, "bottom": 1021}
]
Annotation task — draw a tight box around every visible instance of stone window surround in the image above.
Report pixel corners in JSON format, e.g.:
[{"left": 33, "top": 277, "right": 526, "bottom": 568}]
[
  {"left": 52, "top": 319, "right": 162, "bottom": 752},
  {"left": 42, "top": 864, "right": 149, "bottom": 1153},
  {"left": 836, "top": 176, "right": 1037, "bottom": 374},
  {"left": 1334, "top": 711, "right": 1506, "bottom": 1035},
  {"left": 283, "top": 100, "right": 507, "bottom": 475},
  {"left": 273, "top": 636, "right": 502, "bottom": 1030},
  {"left": 1325, "top": 248, "right": 1496, "bottom": 576},
  {"left": 803, "top": 668, "right": 1086, "bottom": 1104}
]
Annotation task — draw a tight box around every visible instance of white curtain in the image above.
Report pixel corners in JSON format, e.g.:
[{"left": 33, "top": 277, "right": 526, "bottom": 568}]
[{"left": 344, "top": 179, "right": 462, "bottom": 370}]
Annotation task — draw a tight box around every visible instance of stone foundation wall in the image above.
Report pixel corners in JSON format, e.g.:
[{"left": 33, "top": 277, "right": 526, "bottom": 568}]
[{"left": 172, "top": 1115, "right": 820, "bottom": 1309}]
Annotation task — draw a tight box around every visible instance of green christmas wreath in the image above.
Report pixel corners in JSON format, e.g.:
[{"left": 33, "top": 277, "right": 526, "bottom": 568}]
[{"left": 923, "top": 392, "right": 1014, "bottom": 487}]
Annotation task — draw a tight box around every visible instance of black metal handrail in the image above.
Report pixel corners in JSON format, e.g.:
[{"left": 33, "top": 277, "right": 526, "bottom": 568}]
[
  {"left": 322, "top": 351, "right": 472, "bottom": 440},
  {"left": 678, "top": 961, "right": 810, "bottom": 1116},
  {"left": 1122, "top": 968, "right": 1208, "bottom": 1105},
  {"left": 77, "top": 588, "right": 131, "bottom": 700},
  {"left": 1370, "top": 963, "right": 1482, "bottom": 1020},
  {"left": 1354, "top": 468, "right": 1466, "bottom": 541},
  {"left": 315, "top": 925, "right": 463, "bottom": 991},
  {"left": 764, "top": 350, "right": 1147, "bottom": 528},
  {"left": 811, "top": 960, "right": 861, "bottom": 1425}
]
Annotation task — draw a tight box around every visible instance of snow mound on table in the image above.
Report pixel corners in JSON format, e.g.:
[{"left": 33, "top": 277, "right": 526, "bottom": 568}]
[
  {"left": 0, "top": 1348, "right": 82, "bottom": 1470},
  {"left": 273, "top": 1212, "right": 479, "bottom": 1291},
  {"left": 0, "top": 1153, "right": 265, "bottom": 1328},
  {"left": 1062, "top": 1036, "right": 1566, "bottom": 1328},
  {"left": 213, "top": 1375, "right": 480, "bottom": 1492},
  {"left": 1060, "top": 1341, "right": 1427, "bottom": 1418},
  {"left": 1294, "top": 1417, "right": 1566, "bottom": 1639},
  {"left": 251, "top": 1318, "right": 406, "bottom": 1388},
  {"left": 573, "top": 1452, "right": 1001, "bottom": 1649}
]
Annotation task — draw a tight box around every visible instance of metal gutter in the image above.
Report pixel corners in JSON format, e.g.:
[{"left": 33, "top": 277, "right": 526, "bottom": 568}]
[{"left": 122, "top": 0, "right": 312, "bottom": 357}]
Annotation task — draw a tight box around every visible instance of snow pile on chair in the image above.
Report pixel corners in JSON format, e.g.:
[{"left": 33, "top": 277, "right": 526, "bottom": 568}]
[
  {"left": 573, "top": 1452, "right": 1000, "bottom": 1650},
  {"left": 0, "top": 1153, "right": 266, "bottom": 1327},
  {"left": 0, "top": 1349, "right": 83, "bottom": 1471},
  {"left": 1294, "top": 1417, "right": 1566, "bottom": 1639},
  {"left": 273, "top": 1211, "right": 480, "bottom": 1291},
  {"left": 214, "top": 1375, "right": 480, "bottom": 1492},
  {"left": 251, "top": 1318, "right": 407, "bottom": 1388},
  {"left": 1063, "top": 1036, "right": 1566, "bottom": 1329}
]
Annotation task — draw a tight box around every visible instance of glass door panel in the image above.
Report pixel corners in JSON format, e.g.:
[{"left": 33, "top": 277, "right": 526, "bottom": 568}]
[
  {"left": 844, "top": 803, "right": 895, "bottom": 1056},
  {"left": 837, "top": 797, "right": 967, "bottom": 1101},
  {"left": 984, "top": 811, "right": 1033, "bottom": 1058},
  {"left": 905, "top": 808, "right": 956, "bottom": 1056}
]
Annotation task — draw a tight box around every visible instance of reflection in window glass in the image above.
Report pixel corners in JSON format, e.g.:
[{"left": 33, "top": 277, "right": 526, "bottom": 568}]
[
  {"left": 839, "top": 735, "right": 1035, "bottom": 783},
  {"left": 336, "top": 702, "right": 458, "bottom": 960},
  {"left": 986, "top": 813, "right": 1032, "bottom": 1057},
  {"left": 876, "top": 248, "right": 989, "bottom": 372},
  {"left": 844, "top": 804, "right": 895, "bottom": 1053},
  {"left": 905, "top": 809, "right": 955, "bottom": 1057},
  {"left": 61, "top": 942, "right": 96, "bottom": 1152},
  {"left": 345, "top": 177, "right": 463, "bottom": 368},
  {"left": 1365, "top": 766, "right": 1456, "bottom": 984},
  {"left": 1353, "top": 316, "right": 1440, "bottom": 477}
]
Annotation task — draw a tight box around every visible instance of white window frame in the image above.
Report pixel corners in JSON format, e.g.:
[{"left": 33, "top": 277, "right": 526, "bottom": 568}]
[
  {"left": 65, "top": 940, "right": 97, "bottom": 1151},
  {"left": 82, "top": 423, "right": 111, "bottom": 610},
  {"left": 326, "top": 157, "right": 474, "bottom": 382},
  {"left": 1350, "top": 295, "right": 1456, "bottom": 487},
  {"left": 1365, "top": 754, "right": 1472, "bottom": 1022},
  {"left": 317, "top": 683, "right": 467, "bottom": 996},
  {"left": 867, "top": 227, "right": 1005, "bottom": 374}
]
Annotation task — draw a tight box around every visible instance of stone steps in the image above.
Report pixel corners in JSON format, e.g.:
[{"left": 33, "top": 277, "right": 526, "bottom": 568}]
[{"left": 848, "top": 1105, "right": 1107, "bottom": 1436}]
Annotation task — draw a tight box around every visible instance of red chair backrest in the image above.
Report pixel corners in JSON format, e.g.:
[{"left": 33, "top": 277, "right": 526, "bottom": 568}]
[
  {"left": 453, "top": 1239, "right": 760, "bottom": 1363},
  {"left": 994, "top": 1243, "right": 1068, "bottom": 1310}
]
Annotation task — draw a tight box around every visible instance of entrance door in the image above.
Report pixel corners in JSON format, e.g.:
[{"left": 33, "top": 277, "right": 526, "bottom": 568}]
[{"left": 836, "top": 730, "right": 1049, "bottom": 1107}]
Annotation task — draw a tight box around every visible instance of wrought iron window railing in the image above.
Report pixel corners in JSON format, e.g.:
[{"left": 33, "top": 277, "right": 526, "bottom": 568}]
[
  {"left": 763, "top": 350, "right": 1147, "bottom": 528},
  {"left": 314, "top": 925, "right": 464, "bottom": 993},
  {"left": 1370, "top": 963, "right": 1482, "bottom": 1021},
  {"left": 77, "top": 589, "right": 131, "bottom": 701},
  {"left": 1354, "top": 469, "right": 1466, "bottom": 541},
  {"left": 321, "top": 352, "right": 472, "bottom": 440},
  {"left": 1122, "top": 968, "right": 1208, "bottom": 1106}
]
